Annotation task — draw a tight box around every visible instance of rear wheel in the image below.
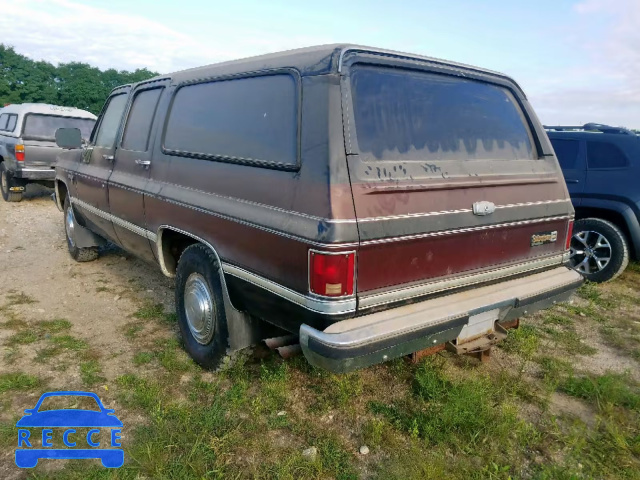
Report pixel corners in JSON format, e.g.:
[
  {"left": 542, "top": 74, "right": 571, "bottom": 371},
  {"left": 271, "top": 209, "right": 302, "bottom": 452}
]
[
  {"left": 570, "top": 218, "right": 629, "bottom": 283},
  {"left": 0, "top": 163, "right": 23, "bottom": 202},
  {"left": 64, "top": 197, "right": 98, "bottom": 262},
  {"left": 175, "top": 244, "right": 229, "bottom": 369}
]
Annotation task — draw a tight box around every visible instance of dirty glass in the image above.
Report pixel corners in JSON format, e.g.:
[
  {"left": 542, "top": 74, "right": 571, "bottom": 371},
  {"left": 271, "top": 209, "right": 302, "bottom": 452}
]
[
  {"left": 94, "top": 93, "right": 128, "bottom": 148},
  {"left": 164, "top": 74, "right": 297, "bottom": 166},
  {"left": 121, "top": 88, "right": 162, "bottom": 152},
  {"left": 350, "top": 65, "right": 536, "bottom": 161},
  {"left": 23, "top": 114, "right": 95, "bottom": 141}
]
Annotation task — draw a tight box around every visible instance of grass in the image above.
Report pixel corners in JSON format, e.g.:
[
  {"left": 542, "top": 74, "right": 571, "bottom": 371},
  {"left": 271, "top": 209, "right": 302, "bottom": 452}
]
[
  {"left": 80, "top": 360, "right": 106, "bottom": 385},
  {"left": 0, "top": 372, "right": 41, "bottom": 393},
  {"left": 560, "top": 372, "right": 640, "bottom": 411},
  {"left": 6, "top": 330, "right": 38, "bottom": 345}
]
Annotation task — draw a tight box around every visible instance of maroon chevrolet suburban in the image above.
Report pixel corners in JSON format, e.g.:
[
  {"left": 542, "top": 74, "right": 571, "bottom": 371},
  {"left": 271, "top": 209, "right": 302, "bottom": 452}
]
[{"left": 53, "top": 45, "right": 583, "bottom": 372}]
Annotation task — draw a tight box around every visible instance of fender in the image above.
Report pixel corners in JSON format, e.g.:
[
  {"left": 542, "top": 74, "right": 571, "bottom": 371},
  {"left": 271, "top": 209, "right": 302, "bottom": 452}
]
[{"left": 156, "top": 226, "right": 272, "bottom": 351}]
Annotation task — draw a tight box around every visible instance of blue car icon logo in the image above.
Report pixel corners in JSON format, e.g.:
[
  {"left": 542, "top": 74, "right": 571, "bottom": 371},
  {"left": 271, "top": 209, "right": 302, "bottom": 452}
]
[{"left": 15, "top": 391, "right": 123, "bottom": 468}]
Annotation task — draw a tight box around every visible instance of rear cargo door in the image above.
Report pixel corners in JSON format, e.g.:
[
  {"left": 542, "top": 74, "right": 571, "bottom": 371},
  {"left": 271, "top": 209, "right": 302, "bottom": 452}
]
[{"left": 342, "top": 62, "right": 573, "bottom": 308}]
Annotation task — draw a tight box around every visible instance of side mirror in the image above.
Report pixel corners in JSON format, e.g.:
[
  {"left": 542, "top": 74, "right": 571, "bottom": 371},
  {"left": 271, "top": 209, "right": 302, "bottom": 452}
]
[{"left": 55, "top": 127, "right": 83, "bottom": 149}]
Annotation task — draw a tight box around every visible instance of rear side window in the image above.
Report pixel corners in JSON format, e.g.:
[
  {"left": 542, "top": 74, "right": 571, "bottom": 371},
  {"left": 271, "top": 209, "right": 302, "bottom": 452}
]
[
  {"left": 121, "top": 88, "right": 162, "bottom": 152},
  {"left": 350, "top": 65, "right": 535, "bottom": 161},
  {"left": 23, "top": 114, "right": 95, "bottom": 141},
  {"left": 587, "top": 141, "right": 628, "bottom": 169},
  {"left": 164, "top": 74, "right": 298, "bottom": 167},
  {"left": 95, "top": 94, "right": 128, "bottom": 148},
  {"left": 6, "top": 114, "right": 17, "bottom": 132},
  {"left": 550, "top": 139, "right": 579, "bottom": 169}
]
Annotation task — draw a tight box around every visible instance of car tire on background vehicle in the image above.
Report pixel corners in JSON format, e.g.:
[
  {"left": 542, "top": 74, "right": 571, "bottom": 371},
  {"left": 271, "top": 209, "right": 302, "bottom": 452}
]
[
  {"left": 0, "top": 163, "right": 23, "bottom": 202},
  {"left": 63, "top": 197, "right": 99, "bottom": 262},
  {"left": 175, "top": 243, "right": 229, "bottom": 369},
  {"left": 570, "top": 218, "right": 629, "bottom": 283}
]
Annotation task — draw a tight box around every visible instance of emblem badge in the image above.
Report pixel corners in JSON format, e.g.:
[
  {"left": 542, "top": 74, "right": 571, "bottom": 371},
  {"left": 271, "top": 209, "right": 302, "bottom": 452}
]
[{"left": 472, "top": 201, "right": 496, "bottom": 216}]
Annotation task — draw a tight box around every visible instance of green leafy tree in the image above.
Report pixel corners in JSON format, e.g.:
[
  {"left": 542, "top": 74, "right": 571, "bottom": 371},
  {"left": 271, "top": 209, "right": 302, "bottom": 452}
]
[{"left": 0, "top": 44, "right": 158, "bottom": 114}]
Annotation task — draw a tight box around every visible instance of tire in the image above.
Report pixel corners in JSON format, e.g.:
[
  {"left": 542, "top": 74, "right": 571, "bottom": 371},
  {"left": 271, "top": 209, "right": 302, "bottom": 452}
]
[
  {"left": 175, "top": 243, "right": 229, "bottom": 369},
  {"left": 0, "top": 162, "right": 23, "bottom": 202},
  {"left": 570, "top": 218, "right": 629, "bottom": 283},
  {"left": 63, "top": 197, "right": 98, "bottom": 262}
]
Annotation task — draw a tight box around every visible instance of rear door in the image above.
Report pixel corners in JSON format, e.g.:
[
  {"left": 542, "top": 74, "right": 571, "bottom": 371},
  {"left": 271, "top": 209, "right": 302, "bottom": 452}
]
[
  {"left": 107, "top": 81, "right": 166, "bottom": 262},
  {"left": 550, "top": 137, "right": 585, "bottom": 204},
  {"left": 75, "top": 89, "right": 130, "bottom": 241},
  {"left": 341, "top": 62, "right": 573, "bottom": 306}
]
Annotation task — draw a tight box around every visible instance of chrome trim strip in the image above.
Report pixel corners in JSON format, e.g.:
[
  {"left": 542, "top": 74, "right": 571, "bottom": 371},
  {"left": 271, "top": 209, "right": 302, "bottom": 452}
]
[
  {"left": 222, "top": 263, "right": 356, "bottom": 315},
  {"left": 17, "top": 168, "right": 56, "bottom": 173},
  {"left": 356, "top": 199, "right": 570, "bottom": 222},
  {"left": 70, "top": 197, "right": 158, "bottom": 243},
  {"left": 358, "top": 253, "right": 566, "bottom": 310},
  {"left": 360, "top": 215, "right": 571, "bottom": 246}
]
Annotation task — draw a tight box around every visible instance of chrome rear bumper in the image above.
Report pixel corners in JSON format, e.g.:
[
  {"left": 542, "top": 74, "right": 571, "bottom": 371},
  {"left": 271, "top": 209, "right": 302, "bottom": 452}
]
[{"left": 300, "top": 266, "right": 583, "bottom": 373}]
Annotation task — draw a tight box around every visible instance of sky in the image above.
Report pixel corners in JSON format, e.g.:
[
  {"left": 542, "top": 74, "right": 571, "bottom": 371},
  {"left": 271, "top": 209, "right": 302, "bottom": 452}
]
[{"left": 0, "top": 0, "right": 638, "bottom": 128}]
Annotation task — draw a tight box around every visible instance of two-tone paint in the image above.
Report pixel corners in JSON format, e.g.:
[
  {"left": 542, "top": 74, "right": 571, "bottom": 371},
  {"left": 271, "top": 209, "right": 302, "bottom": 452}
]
[{"left": 54, "top": 44, "right": 575, "bottom": 337}]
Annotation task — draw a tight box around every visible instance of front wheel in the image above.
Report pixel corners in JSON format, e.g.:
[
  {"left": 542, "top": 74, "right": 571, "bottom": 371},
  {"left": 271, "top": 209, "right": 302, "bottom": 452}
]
[
  {"left": 63, "top": 197, "right": 98, "bottom": 262},
  {"left": 175, "top": 244, "right": 229, "bottom": 369},
  {"left": 570, "top": 218, "right": 629, "bottom": 283},
  {"left": 0, "top": 163, "right": 23, "bottom": 202}
]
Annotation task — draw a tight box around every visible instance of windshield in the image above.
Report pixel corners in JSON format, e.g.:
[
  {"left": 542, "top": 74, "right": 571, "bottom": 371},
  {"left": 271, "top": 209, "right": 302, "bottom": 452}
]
[
  {"left": 23, "top": 114, "right": 95, "bottom": 141},
  {"left": 350, "top": 65, "right": 536, "bottom": 162}
]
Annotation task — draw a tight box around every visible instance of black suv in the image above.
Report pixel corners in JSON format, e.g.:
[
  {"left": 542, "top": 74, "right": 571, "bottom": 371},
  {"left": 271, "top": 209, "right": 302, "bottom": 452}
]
[{"left": 547, "top": 123, "right": 640, "bottom": 282}]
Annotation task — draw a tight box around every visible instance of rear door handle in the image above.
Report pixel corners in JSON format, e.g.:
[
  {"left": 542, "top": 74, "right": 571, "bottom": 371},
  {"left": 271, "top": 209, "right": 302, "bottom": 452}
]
[
  {"left": 565, "top": 179, "right": 579, "bottom": 184},
  {"left": 135, "top": 159, "right": 151, "bottom": 167},
  {"left": 102, "top": 154, "right": 114, "bottom": 162}
]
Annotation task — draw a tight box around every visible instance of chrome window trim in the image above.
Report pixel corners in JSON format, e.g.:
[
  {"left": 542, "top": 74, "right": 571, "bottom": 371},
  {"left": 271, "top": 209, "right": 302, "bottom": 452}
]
[
  {"left": 358, "top": 253, "right": 566, "bottom": 309},
  {"left": 222, "top": 263, "right": 356, "bottom": 315}
]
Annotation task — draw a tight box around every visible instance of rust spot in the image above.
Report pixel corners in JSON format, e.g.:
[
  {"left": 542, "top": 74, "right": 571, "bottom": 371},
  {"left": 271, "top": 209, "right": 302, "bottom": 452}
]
[{"left": 408, "top": 343, "right": 445, "bottom": 363}]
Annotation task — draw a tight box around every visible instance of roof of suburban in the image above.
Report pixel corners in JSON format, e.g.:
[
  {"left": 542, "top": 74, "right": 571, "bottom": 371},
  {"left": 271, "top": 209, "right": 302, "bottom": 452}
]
[
  {"left": 0, "top": 103, "right": 97, "bottom": 119},
  {"left": 160, "top": 44, "right": 511, "bottom": 85}
]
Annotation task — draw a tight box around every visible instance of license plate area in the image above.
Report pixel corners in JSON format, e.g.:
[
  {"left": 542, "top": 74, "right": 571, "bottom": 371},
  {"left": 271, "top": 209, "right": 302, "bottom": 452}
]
[{"left": 457, "top": 308, "right": 500, "bottom": 344}]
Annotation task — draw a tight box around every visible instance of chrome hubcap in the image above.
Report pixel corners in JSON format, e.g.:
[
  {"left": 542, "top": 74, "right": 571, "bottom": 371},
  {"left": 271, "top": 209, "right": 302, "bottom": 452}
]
[
  {"left": 570, "top": 230, "right": 612, "bottom": 275},
  {"left": 65, "top": 206, "right": 76, "bottom": 248},
  {"left": 184, "top": 273, "right": 215, "bottom": 345}
]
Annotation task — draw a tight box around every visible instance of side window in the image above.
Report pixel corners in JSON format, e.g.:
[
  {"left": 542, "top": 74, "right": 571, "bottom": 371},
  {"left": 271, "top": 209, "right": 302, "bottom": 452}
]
[
  {"left": 587, "top": 141, "right": 629, "bottom": 169},
  {"left": 121, "top": 88, "right": 162, "bottom": 152},
  {"left": 0, "top": 114, "right": 8, "bottom": 131},
  {"left": 94, "top": 94, "right": 128, "bottom": 148},
  {"left": 6, "top": 114, "right": 17, "bottom": 132},
  {"left": 163, "top": 74, "right": 298, "bottom": 167},
  {"left": 550, "top": 139, "right": 579, "bottom": 169}
]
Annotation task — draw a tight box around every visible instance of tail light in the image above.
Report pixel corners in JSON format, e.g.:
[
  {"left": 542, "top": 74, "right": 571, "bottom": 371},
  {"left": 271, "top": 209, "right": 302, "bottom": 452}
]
[
  {"left": 309, "top": 250, "right": 355, "bottom": 297},
  {"left": 565, "top": 220, "right": 574, "bottom": 250},
  {"left": 15, "top": 144, "right": 25, "bottom": 162}
]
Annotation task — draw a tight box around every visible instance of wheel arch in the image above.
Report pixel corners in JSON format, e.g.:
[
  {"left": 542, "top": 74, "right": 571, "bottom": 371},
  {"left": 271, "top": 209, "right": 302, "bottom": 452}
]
[
  {"left": 575, "top": 202, "right": 640, "bottom": 260},
  {"left": 55, "top": 179, "right": 68, "bottom": 212},
  {"left": 156, "top": 225, "right": 243, "bottom": 314}
]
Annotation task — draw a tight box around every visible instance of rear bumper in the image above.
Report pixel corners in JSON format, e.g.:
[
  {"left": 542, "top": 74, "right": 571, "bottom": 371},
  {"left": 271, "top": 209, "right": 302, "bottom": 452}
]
[
  {"left": 14, "top": 168, "right": 55, "bottom": 181},
  {"left": 300, "top": 266, "right": 583, "bottom": 373}
]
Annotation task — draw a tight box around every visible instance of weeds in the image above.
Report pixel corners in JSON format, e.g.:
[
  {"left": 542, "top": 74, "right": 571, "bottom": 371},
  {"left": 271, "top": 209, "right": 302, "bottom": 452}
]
[{"left": 0, "top": 372, "right": 41, "bottom": 393}]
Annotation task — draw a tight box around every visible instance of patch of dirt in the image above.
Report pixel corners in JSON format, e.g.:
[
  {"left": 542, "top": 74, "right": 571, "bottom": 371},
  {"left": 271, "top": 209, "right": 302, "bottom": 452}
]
[
  {"left": 0, "top": 185, "right": 176, "bottom": 479},
  {"left": 548, "top": 392, "right": 596, "bottom": 428}
]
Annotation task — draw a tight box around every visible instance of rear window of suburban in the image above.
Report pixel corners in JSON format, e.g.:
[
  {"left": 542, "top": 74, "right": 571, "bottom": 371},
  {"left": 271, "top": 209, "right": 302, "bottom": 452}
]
[
  {"left": 164, "top": 74, "right": 298, "bottom": 168},
  {"left": 23, "top": 114, "right": 95, "bottom": 141},
  {"left": 350, "top": 65, "right": 536, "bottom": 161}
]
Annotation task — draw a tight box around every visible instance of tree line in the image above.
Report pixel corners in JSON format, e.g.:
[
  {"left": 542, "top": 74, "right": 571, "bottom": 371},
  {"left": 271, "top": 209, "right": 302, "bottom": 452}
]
[{"left": 0, "top": 44, "right": 157, "bottom": 115}]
